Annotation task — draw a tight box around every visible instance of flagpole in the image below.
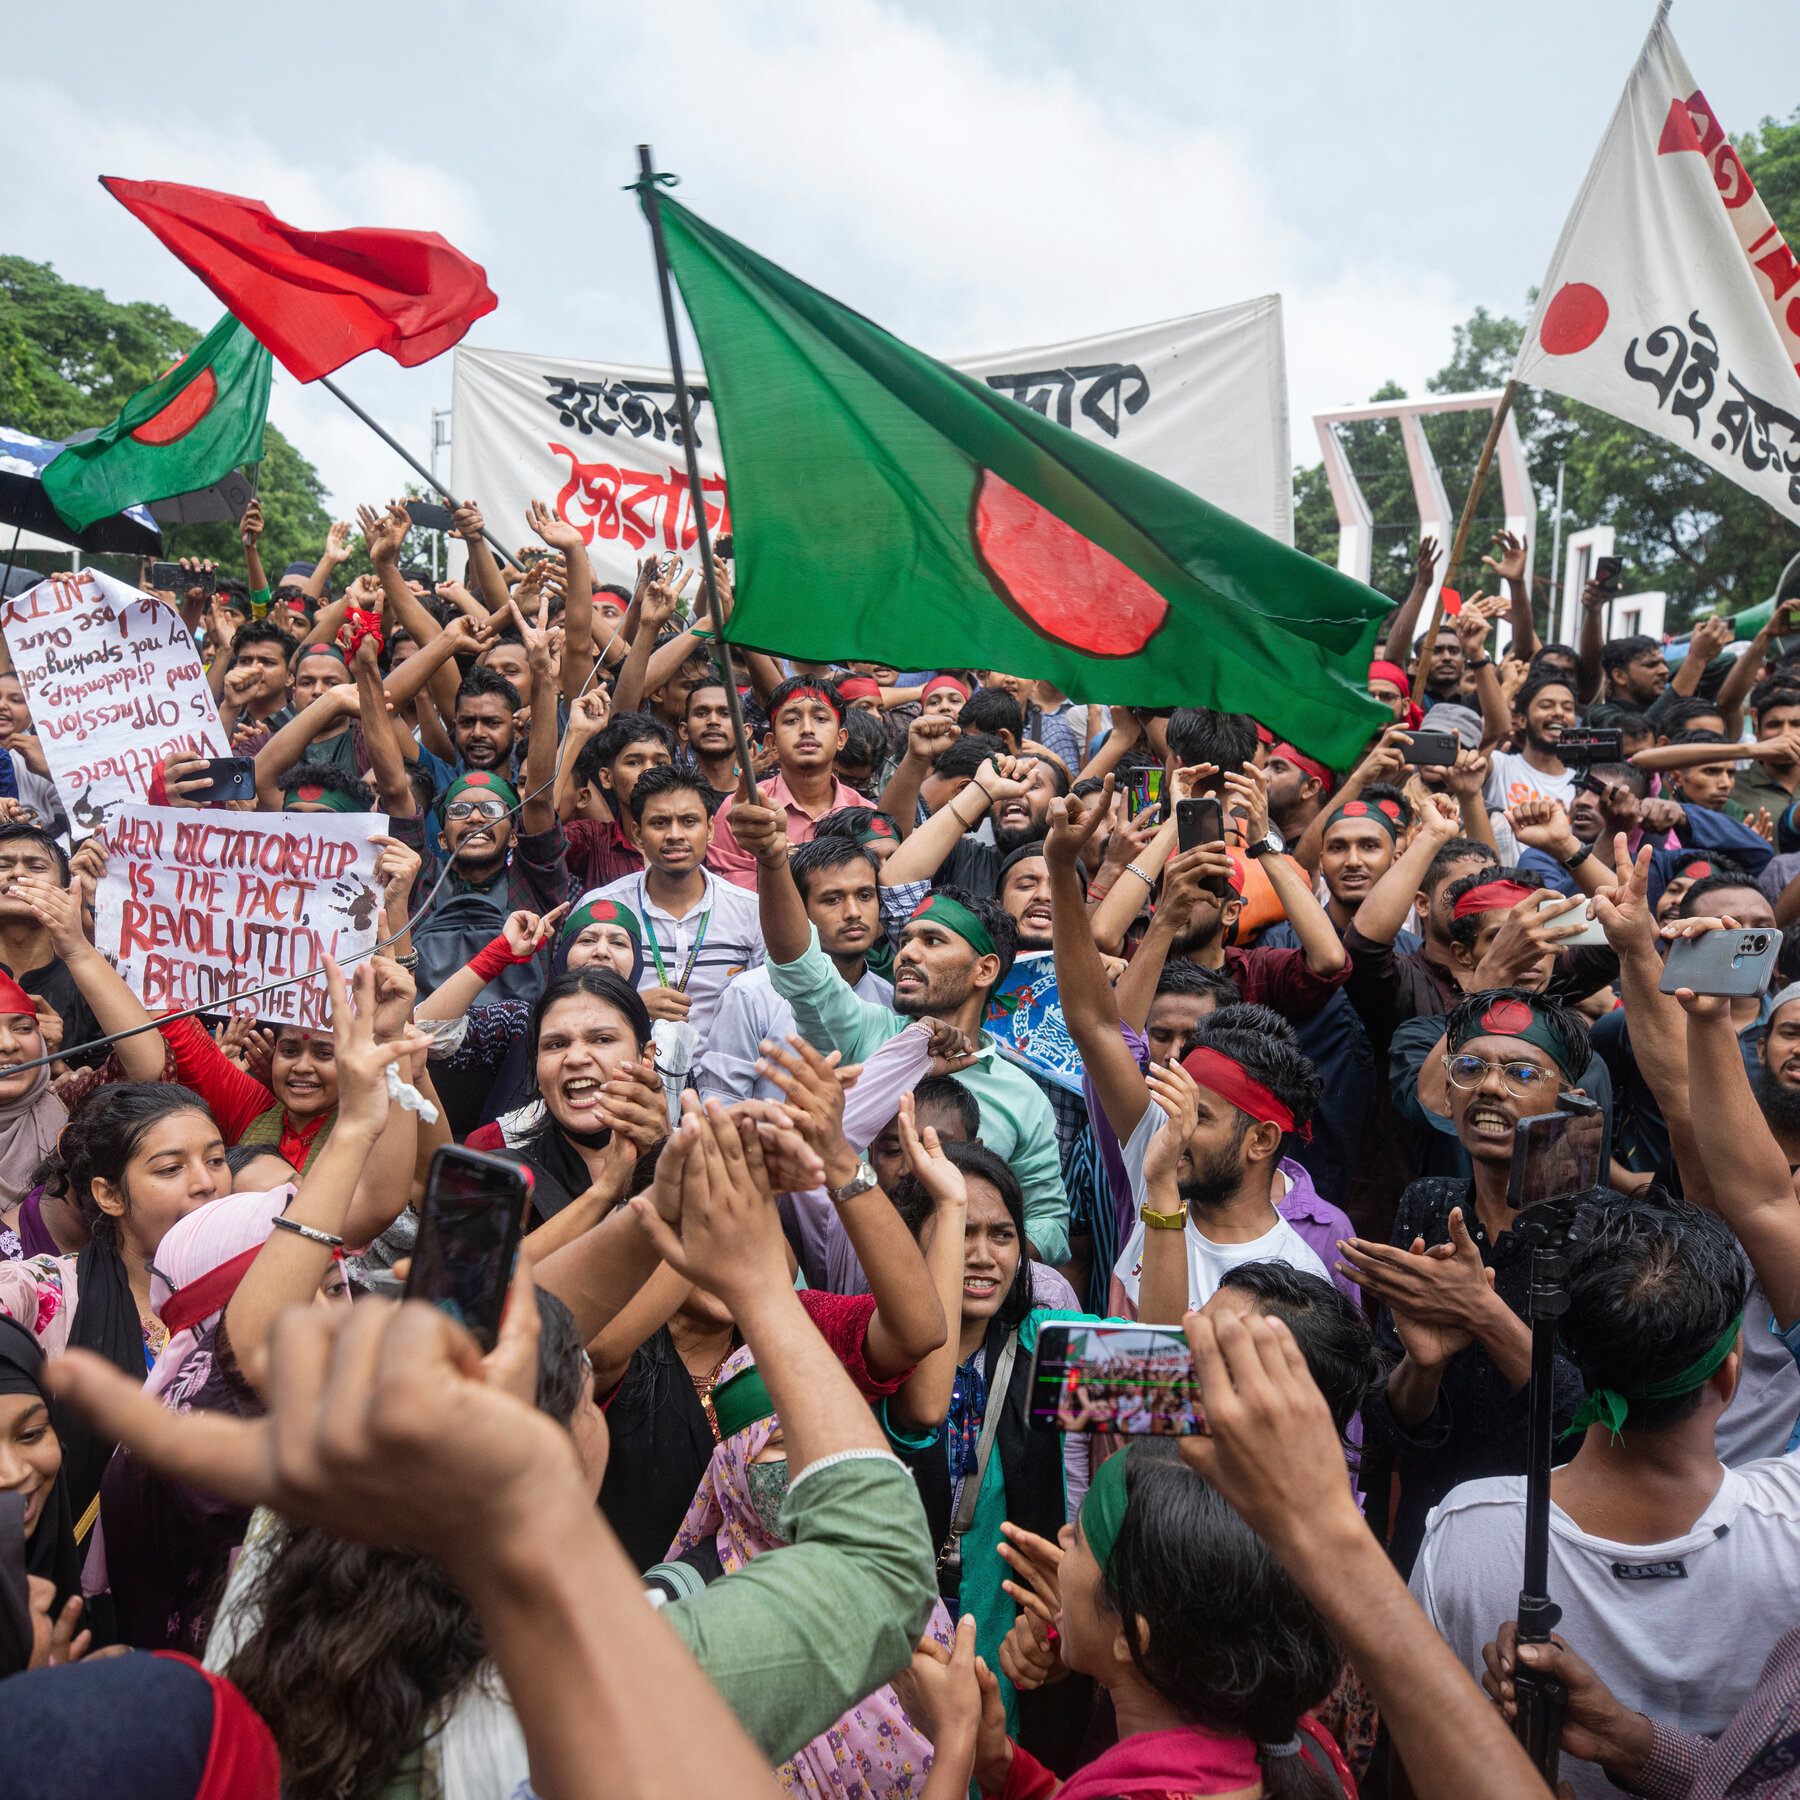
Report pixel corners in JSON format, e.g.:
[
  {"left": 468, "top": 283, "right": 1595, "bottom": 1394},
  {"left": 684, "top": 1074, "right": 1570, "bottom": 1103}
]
[
  {"left": 1411, "top": 380, "right": 1519, "bottom": 707},
  {"left": 316, "top": 374, "right": 522, "bottom": 572},
  {"left": 634, "top": 142, "right": 759, "bottom": 803}
]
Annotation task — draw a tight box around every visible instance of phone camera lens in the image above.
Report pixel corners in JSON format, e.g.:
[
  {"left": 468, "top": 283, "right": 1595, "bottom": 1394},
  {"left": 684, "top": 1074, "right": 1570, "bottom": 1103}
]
[{"left": 1752, "top": 933, "right": 1770, "bottom": 953}]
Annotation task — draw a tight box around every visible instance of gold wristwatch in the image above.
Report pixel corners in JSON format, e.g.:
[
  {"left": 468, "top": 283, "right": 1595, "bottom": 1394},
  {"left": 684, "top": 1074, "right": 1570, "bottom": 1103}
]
[{"left": 1140, "top": 1201, "right": 1188, "bottom": 1231}]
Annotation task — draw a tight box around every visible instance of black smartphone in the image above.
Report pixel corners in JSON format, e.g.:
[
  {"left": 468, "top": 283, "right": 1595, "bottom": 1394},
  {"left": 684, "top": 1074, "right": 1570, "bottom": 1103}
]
[
  {"left": 405, "top": 499, "right": 456, "bottom": 533},
  {"left": 149, "top": 561, "right": 214, "bottom": 596},
  {"left": 1027, "top": 1321, "right": 1205, "bottom": 1436},
  {"left": 191, "top": 757, "right": 256, "bottom": 805},
  {"left": 1557, "top": 728, "right": 1624, "bottom": 766},
  {"left": 1124, "top": 767, "right": 1163, "bottom": 821},
  {"left": 1402, "top": 730, "right": 1461, "bottom": 768},
  {"left": 1660, "top": 927, "right": 1782, "bottom": 999},
  {"left": 1594, "top": 555, "right": 1623, "bottom": 594},
  {"left": 1176, "top": 795, "right": 1223, "bottom": 854},
  {"left": 1506, "top": 1094, "right": 1607, "bottom": 1211},
  {"left": 403, "top": 1146, "right": 533, "bottom": 1351}
]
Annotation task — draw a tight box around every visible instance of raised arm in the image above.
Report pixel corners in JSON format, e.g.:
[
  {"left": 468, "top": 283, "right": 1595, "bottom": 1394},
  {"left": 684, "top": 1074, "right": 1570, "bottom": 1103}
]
[
  {"left": 18, "top": 877, "right": 164, "bottom": 1081},
  {"left": 887, "top": 1097, "right": 970, "bottom": 1432},
  {"left": 1224, "top": 763, "right": 1345, "bottom": 976},
  {"left": 361, "top": 499, "right": 469, "bottom": 724},
  {"left": 1478, "top": 530, "right": 1538, "bottom": 664},
  {"left": 1351, "top": 792, "right": 1461, "bottom": 946},
  {"left": 1381, "top": 535, "right": 1440, "bottom": 665},
  {"left": 881, "top": 753, "right": 1028, "bottom": 886},
  {"left": 1290, "top": 726, "right": 1409, "bottom": 878},
  {"left": 1048, "top": 779, "right": 1153, "bottom": 1145},
  {"left": 526, "top": 499, "right": 597, "bottom": 710},
  {"left": 1135, "top": 1059, "right": 1202, "bottom": 1325},
  {"left": 1576, "top": 574, "right": 1608, "bottom": 705},
  {"left": 511, "top": 585, "right": 561, "bottom": 837},
  {"left": 1716, "top": 600, "right": 1798, "bottom": 739},
  {"left": 351, "top": 634, "right": 414, "bottom": 818},
  {"left": 874, "top": 715, "right": 960, "bottom": 844},
  {"left": 609, "top": 562, "right": 685, "bottom": 717},
  {"left": 1454, "top": 601, "right": 1513, "bottom": 752},
  {"left": 253, "top": 686, "right": 354, "bottom": 809},
  {"left": 730, "top": 794, "right": 810, "bottom": 963},
  {"left": 300, "top": 520, "right": 352, "bottom": 602},
  {"left": 450, "top": 501, "right": 511, "bottom": 616}
]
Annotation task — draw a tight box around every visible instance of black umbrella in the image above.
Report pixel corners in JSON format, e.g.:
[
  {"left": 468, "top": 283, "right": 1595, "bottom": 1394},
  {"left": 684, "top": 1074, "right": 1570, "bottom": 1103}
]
[{"left": 0, "top": 423, "right": 164, "bottom": 580}]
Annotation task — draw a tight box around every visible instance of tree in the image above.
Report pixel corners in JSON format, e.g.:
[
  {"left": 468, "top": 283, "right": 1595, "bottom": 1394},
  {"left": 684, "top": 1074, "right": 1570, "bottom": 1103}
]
[
  {"left": 0, "top": 256, "right": 334, "bottom": 588},
  {"left": 1294, "top": 103, "right": 1800, "bottom": 636}
]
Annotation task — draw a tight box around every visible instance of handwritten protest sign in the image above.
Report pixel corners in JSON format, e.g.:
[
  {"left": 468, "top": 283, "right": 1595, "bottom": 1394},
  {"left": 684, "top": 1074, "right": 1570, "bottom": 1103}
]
[
  {"left": 93, "top": 804, "right": 389, "bottom": 1024},
  {"left": 0, "top": 568, "right": 225, "bottom": 835}
]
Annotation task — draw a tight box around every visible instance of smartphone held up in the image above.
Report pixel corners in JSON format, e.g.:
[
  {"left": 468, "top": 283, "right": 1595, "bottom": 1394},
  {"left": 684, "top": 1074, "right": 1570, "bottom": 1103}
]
[
  {"left": 403, "top": 1146, "right": 533, "bottom": 1351},
  {"left": 1028, "top": 1321, "right": 1206, "bottom": 1437}
]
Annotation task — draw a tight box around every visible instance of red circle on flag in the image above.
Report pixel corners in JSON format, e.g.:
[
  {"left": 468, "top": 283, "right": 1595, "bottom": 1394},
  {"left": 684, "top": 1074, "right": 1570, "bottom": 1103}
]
[
  {"left": 1481, "top": 998, "right": 1535, "bottom": 1038},
  {"left": 130, "top": 365, "right": 218, "bottom": 445},
  {"left": 1539, "top": 284, "right": 1609, "bottom": 356},
  {"left": 971, "top": 470, "right": 1168, "bottom": 659}
]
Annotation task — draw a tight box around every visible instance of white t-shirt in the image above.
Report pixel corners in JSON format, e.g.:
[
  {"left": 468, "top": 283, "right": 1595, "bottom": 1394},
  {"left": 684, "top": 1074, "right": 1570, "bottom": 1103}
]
[
  {"left": 1108, "top": 1098, "right": 1333, "bottom": 1313},
  {"left": 1716, "top": 1272, "right": 1800, "bottom": 1466},
  {"left": 1410, "top": 1460, "right": 1800, "bottom": 1800},
  {"left": 1484, "top": 751, "right": 1576, "bottom": 815}
]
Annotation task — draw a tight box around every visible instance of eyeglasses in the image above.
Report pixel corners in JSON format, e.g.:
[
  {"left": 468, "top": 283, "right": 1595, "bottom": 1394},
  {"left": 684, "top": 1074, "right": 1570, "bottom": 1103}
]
[
  {"left": 445, "top": 799, "right": 509, "bottom": 822},
  {"left": 1443, "top": 1053, "right": 1557, "bottom": 1097}
]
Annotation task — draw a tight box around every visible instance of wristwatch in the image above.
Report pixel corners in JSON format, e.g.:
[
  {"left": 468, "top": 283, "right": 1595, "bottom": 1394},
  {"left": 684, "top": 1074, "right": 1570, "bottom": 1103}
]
[
  {"left": 1466, "top": 656, "right": 1493, "bottom": 671},
  {"left": 1140, "top": 1201, "right": 1188, "bottom": 1231},
  {"left": 830, "top": 1161, "right": 881, "bottom": 1205},
  {"left": 1559, "top": 840, "right": 1594, "bottom": 872}
]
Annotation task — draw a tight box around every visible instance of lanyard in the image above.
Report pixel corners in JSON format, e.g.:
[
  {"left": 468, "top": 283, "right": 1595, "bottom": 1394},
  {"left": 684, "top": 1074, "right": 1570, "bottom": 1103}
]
[{"left": 641, "top": 877, "right": 712, "bottom": 992}]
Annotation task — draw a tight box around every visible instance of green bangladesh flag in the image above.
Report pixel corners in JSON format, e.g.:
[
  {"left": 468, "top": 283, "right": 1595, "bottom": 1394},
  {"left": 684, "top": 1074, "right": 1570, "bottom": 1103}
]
[
  {"left": 650, "top": 192, "right": 1391, "bottom": 768},
  {"left": 43, "top": 313, "right": 272, "bottom": 532}
]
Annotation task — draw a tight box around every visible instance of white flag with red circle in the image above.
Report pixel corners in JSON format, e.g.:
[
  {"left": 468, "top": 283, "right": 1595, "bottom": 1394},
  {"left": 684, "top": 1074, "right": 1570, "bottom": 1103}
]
[{"left": 1512, "top": 0, "right": 1800, "bottom": 525}]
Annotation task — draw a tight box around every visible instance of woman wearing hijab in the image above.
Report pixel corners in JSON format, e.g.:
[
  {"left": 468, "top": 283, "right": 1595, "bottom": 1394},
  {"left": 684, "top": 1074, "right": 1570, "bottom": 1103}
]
[
  {"left": 0, "top": 1315, "right": 82, "bottom": 1649},
  {"left": 420, "top": 894, "right": 659, "bottom": 1129},
  {"left": 653, "top": 1343, "right": 954, "bottom": 1799}
]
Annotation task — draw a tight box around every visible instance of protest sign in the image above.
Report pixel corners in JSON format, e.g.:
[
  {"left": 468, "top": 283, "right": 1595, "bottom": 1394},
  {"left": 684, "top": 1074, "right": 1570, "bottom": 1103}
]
[
  {"left": 451, "top": 297, "right": 1293, "bottom": 593},
  {"left": 0, "top": 567, "right": 226, "bottom": 834},
  {"left": 1513, "top": 6, "right": 1800, "bottom": 525},
  {"left": 93, "top": 804, "right": 389, "bottom": 1024}
]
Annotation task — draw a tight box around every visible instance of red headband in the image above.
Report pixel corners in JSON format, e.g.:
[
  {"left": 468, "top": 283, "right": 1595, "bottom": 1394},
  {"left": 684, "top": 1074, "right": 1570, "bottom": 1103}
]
[
  {"left": 922, "top": 674, "right": 970, "bottom": 701},
  {"left": 1452, "top": 879, "right": 1539, "bottom": 920},
  {"left": 1270, "top": 742, "right": 1331, "bottom": 786},
  {"left": 1181, "top": 1045, "right": 1306, "bottom": 1140},
  {"left": 781, "top": 684, "right": 841, "bottom": 723},
  {"left": 1368, "top": 660, "right": 1410, "bottom": 690},
  {"left": 836, "top": 676, "right": 881, "bottom": 702},
  {"left": 0, "top": 972, "right": 35, "bottom": 1019}
]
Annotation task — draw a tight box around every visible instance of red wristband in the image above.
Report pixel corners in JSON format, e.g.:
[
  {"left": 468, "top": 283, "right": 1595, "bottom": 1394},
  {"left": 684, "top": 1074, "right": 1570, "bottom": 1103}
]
[
  {"left": 339, "top": 607, "right": 384, "bottom": 661},
  {"left": 468, "top": 934, "right": 534, "bottom": 983}
]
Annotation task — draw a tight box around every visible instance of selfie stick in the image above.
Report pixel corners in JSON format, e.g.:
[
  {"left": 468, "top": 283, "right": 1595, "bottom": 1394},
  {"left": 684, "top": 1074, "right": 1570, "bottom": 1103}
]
[
  {"left": 634, "top": 144, "right": 760, "bottom": 805},
  {"left": 314, "top": 376, "right": 522, "bottom": 573}
]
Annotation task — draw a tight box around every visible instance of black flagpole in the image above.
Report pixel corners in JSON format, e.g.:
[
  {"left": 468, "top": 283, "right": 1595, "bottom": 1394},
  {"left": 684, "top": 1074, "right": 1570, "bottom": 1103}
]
[
  {"left": 317, "top": 374, "right": 522, "bottom": 572},
  {"left": 634, "top": 143, "right": 759, "bottom": 802}
]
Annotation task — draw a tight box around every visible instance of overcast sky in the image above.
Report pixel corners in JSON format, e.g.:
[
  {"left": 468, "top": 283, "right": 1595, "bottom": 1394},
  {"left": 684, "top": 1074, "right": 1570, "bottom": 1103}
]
[{"left": 9, "top": 0, "right": 1799, "bottom": 519}]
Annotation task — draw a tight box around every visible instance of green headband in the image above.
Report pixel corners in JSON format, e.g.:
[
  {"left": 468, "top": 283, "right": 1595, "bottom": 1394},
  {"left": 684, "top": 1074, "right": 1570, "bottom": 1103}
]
[
  {"left": 713, "top": 1366, "right": 777, "bottom": 1441},
  {"left": 563, "top": 897, "right": 641, "bottom": 944},
  {"left": 1565, "top": 1309, "right": 1744, "bottom": 1443},
  {"left": 446, "top": 772, "right": 521, "bottom": 811},
  {"left": 907, "top": 893, "right": 995, "bottom": 960},
  {"left": 1449, "top": 993, "right": 1586, "bottom": 1083},
  {"left": 283, "top": 783, "right": 363, "bottom": 814},
  {"left": 1080, "top": 1447, "right": 1132, "bottom": 1577}
]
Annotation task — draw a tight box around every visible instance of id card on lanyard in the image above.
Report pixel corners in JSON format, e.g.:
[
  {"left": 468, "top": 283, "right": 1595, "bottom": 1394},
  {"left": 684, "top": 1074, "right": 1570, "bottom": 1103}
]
[{"left": 642, "top": 877, "right": 711, "bottom": 992}]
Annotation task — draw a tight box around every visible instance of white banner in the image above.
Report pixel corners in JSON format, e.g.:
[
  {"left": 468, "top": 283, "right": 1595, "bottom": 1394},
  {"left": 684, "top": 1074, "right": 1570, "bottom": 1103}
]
[
  {"left": 0, "top": 569, "right": 226, "bottom": 835},
  {"left": 94, "top": 804, "right": 388, "bottom": 1024},
  {"left": 1513, "top": 3, "right": 1800, "bottom": 524},
  {"left": 451, "top": 297, "right": 1292, "bottom": 594}
]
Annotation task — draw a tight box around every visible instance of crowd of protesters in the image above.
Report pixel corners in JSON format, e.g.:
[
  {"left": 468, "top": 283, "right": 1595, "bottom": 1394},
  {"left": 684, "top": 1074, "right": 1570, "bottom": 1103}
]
[{"left": 2, "top": 490, "right": 1800, "bottom": 1800}]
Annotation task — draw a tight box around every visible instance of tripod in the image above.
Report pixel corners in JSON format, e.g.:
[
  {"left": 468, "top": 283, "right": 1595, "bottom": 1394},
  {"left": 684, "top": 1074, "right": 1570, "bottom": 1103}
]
[{"left": 1509, "top": 1190, "right": 1594, "bottom": 1786}]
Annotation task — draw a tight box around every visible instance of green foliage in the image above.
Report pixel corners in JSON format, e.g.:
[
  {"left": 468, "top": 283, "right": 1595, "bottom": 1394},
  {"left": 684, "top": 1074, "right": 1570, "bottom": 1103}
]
[
  {"left": 1293, "top": 103, "right": 1800, "bottom": 635},
  {"left": 0, "top": 256, "right": 335, "bottom": 589}
]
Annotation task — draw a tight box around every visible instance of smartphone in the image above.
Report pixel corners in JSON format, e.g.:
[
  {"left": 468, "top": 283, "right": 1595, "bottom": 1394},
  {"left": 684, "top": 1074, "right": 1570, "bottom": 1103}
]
[
  {"left": 1536, "top": 890, "right": 1607, "bottom": 949},
  {"left": 402, "top": 1146, "right": 533, "bottom": 1351},
  {"left": 1660, "top": 927, "right": 1782, "bottom": 998},
  {"left": 190, "top": 756, "right": 256, "bottom": 805},
  {"left": 1506, "top": 1094, "right": 1607, "bottom": 1211},
  {"left": 1594, "top": 555, "right": 1623, "bottom": 594},
  {"left": 148, "top": 561, "right": 214, "bottom": 596},
  {"left": 1124, "top": 767, "right": 1163, "bottom": 821},
  {"left": 1027, "top": 1321, "right": 1205, "bottom": 1436},
  {"left": 1402, "top": 730, "right": 1461, "bottom": 768},
  {"left": 1557, "top": 728, "right": 1624, "bottom": 767},
  {"left": 404, "top": 499, "right": 456, "bottom": 533},
  {"left": 1176, "top": 796, "right": 1223, "bottom": 854}
]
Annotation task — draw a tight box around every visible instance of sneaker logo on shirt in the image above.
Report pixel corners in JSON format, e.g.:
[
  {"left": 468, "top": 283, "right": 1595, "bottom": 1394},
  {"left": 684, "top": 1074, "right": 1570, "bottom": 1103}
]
[{"left": 1610, "top": 1558, "right": 1688, "bottom": 1580}]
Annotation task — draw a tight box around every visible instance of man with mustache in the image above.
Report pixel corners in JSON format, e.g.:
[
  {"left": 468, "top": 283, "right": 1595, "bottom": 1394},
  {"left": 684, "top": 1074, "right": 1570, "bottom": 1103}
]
[
  {"left": 705, "top": 677, "right": 873, "bottom": 891},
  {"left": 878, "top": 747, "right": 1069, "bottom": 901}
]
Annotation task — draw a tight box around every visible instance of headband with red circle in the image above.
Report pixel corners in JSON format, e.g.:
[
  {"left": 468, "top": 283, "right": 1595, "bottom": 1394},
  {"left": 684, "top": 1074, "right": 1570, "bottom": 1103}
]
[
  {"left": 1326, "top": 796, "right": 1405, "bottom": 841},
  {"left": 1451, "top": 879, "right": 1540, "bottom": 920}
]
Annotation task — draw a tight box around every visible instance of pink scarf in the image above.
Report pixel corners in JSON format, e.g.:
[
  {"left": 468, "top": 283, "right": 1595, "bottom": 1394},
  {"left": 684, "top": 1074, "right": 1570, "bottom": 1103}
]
[{"left": 671, "top": 1346, "right": 954, "bottom": 1798}]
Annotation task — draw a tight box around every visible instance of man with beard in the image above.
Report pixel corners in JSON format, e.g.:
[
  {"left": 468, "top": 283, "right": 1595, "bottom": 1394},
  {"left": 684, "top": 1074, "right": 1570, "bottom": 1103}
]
[
  {"left": 450, "top": 665, "right": 522, "bottom": 779},
  {"left": 734, "top": 792, "right": 1069, "bottom": 1263},
  {"left": 1336, "top": 985, "right": 1594, "bottom": 1574},
  {"left": 681, "top": 676, "right": 742, "bottom": 807},
  {"left": 696, "top": 836, "right": 889, "bottom": 1103},
  {"left": 706, "top": 677, "right": 872, "bottom": 890},
  {"left": 879, "top": 747, "right": 1068, "bottom": 900},
  {"left": 1486, "top": 673, "right": 1579, "bottom": 813},
  {"left": 1263, "top": 741, "right": 1332, "bottom": 852}
]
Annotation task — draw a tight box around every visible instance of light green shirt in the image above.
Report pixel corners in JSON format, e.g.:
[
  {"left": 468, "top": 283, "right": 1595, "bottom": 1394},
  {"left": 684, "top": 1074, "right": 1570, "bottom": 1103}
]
[
  {"left": 664, "top": 1450, "right": 936, "bottom": 1765},
  {"left": 766, "top": 926, "right": 1071, "bottom": 1263}
]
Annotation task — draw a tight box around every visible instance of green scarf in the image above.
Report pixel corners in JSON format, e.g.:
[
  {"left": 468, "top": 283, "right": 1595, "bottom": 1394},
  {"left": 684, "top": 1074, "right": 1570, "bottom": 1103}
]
[
  {"left": 1079, "top": 1445, "right": 1131, "bottom": 1576},
  {"left": 713, "top": 1365, "right": 777, "bottom": 1440}
]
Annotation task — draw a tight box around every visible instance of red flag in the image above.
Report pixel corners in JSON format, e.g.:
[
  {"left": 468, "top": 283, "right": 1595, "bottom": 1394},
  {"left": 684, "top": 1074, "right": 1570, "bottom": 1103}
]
[{"left": 101, "top": 177, "right": 497, "bottom": 383}]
